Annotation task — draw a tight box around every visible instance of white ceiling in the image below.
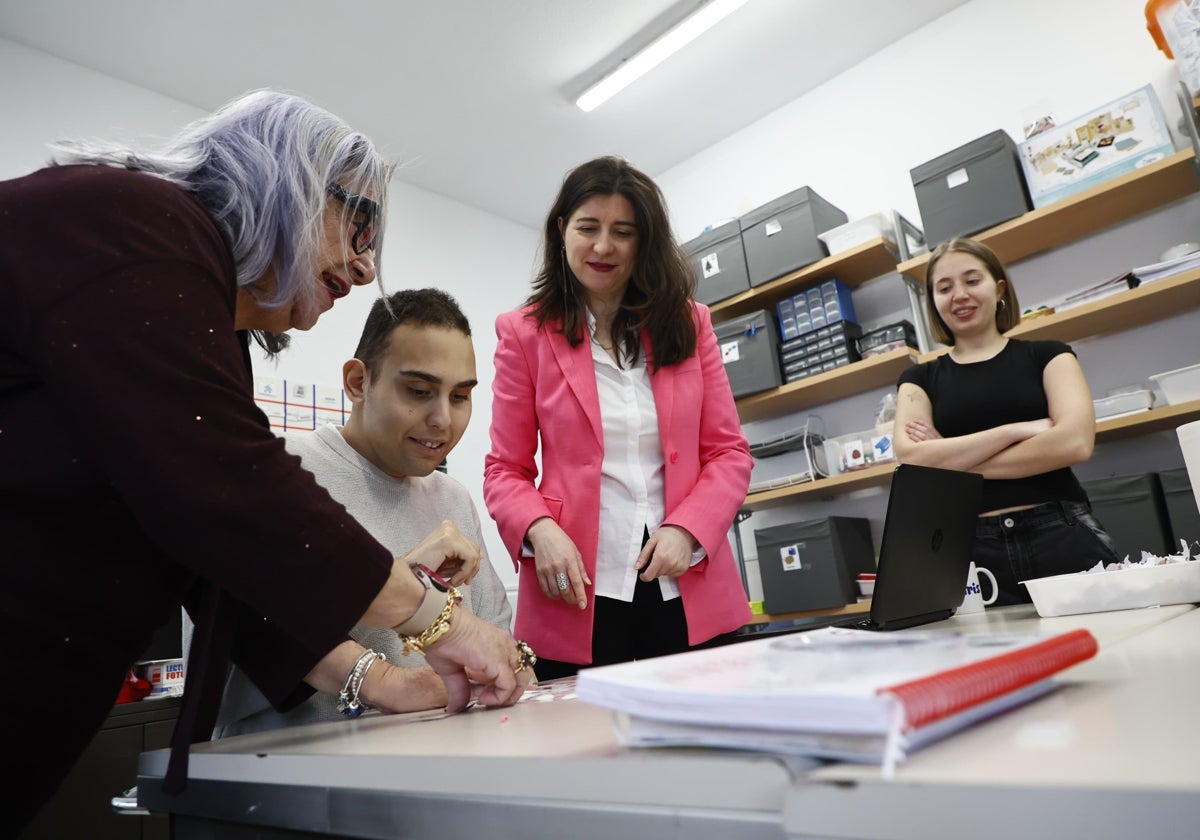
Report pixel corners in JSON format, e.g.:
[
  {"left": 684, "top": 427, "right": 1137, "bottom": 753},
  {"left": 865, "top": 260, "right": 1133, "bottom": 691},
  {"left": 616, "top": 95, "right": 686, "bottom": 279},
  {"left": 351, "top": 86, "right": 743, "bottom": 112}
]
[{"left": 0, "top": 0, "right": 971, "bottom": 229}]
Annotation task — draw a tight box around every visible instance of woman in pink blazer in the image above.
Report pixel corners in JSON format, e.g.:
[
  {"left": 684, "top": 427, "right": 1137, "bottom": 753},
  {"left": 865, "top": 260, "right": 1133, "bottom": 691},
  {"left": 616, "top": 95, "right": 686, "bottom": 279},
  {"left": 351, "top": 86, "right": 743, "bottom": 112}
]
[{"left": 484, "top": 157, "right": 752, "bottom": 679}]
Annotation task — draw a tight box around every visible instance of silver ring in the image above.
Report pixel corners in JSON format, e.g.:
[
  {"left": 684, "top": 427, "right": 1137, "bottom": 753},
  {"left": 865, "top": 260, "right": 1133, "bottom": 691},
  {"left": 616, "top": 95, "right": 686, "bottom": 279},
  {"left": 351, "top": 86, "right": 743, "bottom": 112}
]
[{"left": 555, "top": 572, "right": 570, "bottom": 591}]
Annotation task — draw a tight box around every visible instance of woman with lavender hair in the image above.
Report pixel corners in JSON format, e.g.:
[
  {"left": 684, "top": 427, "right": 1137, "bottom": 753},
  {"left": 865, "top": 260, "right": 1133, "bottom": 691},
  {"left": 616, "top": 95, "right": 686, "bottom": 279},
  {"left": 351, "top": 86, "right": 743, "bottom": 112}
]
[{"left": 0, "top": 89, "right": 532, "bottom": 834}]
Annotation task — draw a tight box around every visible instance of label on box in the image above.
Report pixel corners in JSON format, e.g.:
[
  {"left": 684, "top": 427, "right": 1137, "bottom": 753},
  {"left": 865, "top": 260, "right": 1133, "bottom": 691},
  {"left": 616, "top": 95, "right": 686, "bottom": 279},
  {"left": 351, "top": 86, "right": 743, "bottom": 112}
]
[
  {"left": 872, "top": 434, "right": 894, "bottom": 461},
  {"left": 946, "top": 168, "right": 969, "bottom": 189},
  {"left": 843, "top": 440, "right": 867, "bottom": 469},
  {"left": 720, "top": 340, "right": 741, "bottom": 364},
  {"left": 780, "top": 544, "right": 806, "bottom": 572},
  {"left": 139, "top": 658, "right": 186, "bottom": 698},
  {"left": 701, "top": 252, "right": 721, "bottom": 278}
]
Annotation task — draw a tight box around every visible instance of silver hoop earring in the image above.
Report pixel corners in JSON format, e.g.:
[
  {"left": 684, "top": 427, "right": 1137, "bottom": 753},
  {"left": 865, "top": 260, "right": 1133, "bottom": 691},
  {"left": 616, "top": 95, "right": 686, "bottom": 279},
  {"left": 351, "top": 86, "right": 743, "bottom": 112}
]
[{"left": 997, "top": 299, "right": 1007, "bottom": 311}]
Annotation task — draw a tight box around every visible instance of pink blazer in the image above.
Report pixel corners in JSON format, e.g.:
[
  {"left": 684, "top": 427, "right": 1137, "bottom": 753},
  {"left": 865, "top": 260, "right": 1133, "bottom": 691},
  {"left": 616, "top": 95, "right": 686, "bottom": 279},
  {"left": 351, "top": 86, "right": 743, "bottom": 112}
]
[{"left": 484, "top": 302, "right": 753, "bottom": 663}]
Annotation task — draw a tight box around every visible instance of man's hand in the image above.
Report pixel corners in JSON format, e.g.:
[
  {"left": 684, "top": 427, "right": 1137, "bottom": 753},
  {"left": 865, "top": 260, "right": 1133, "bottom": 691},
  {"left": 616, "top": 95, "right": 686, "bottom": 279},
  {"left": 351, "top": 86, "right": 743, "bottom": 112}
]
[
  {"left": 421, "top": 605, "right": 534, "bottom": 711},
  {"left": 400, "top": 520, "right": 481, "bottom": 586}
]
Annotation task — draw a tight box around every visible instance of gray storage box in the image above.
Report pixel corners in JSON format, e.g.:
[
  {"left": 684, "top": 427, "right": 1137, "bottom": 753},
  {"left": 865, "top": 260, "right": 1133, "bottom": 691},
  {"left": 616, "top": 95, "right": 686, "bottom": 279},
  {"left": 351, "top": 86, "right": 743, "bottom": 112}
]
[
  {"left": 754, "top": 516, "right": 875, "bottom": 614},
  {"left": 1159, "top": 467, "right": 1200, "bottom": 550},
  {"left": 682, "top": 220, "right": 751, "bottom": 305},
  {"left": 738, "top": 187, "right": 847, "bottom": 287},
  {"left": 714, "top": 309, "right": 782, "bottom": 399},
  {"left": 1080, "top": 472, "right": 1173, "bottom": 559},
  {"left": 910, "top": 130, "right": 1032, "bottom": 248}
]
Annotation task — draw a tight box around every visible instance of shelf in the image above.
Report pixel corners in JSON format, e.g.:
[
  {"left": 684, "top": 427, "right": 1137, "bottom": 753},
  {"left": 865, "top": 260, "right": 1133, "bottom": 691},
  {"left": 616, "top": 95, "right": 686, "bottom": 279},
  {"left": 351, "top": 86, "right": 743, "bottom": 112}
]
[
  {"left": 1008, "top": 268, "right": 1200, "bottom": 344},
  {"left": 728, "top": 147, "right": 1198, "bottom": 516},
  {"left": 740, "top": 401, "right": 1200, "bottom": 511},
  {"left": 742, "top": 598, "right": 871, "bottom": 628},
  {"left": 710, "top": 237, "right": 900, "bottom": 322},
  {"left": 735, "top": 347, "right": 917, "bottom": 423},
  {"left": 1095, "top": 399, "right": 1200, "bottom": 443},
  {"left": 742, "top": 462, "right": 895, "bottom": 512},
  {"left": 915, "top": 268, "right": 1200, "bottom": 363},
  {"left": 896, "top": 149, "right": 1200, "bottom": 283}
]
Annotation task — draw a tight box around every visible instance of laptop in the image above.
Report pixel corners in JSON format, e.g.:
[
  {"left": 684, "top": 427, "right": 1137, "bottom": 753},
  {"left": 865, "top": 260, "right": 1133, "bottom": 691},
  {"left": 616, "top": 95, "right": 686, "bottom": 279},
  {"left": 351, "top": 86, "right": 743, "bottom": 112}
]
[
  {"left": 853, "top": 463, "right": 983, "bottom": 630},
  {"left": 745, "top": 463, "right": 983, "bottom": 636}
]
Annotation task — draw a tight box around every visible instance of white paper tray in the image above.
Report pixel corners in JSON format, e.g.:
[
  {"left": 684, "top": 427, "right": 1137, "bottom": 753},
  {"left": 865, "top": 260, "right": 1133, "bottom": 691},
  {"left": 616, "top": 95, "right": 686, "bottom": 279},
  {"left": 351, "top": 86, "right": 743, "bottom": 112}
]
[
  {"left": 1149, "top": 362, "right": 1200, "bottom": 405},
  {"left": 1022, "top": 561, "right": 1200, "bottom": 617},
  {"left": 1093, "top": 389, "right": 1153, "bottom": 419}
]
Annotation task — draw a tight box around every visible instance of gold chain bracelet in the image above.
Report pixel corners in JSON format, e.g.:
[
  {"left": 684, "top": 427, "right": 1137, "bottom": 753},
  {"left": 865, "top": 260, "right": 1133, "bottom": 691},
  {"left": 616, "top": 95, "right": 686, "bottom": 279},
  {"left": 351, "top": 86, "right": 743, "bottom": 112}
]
[{"left": 401, "top": 585, "right": 462, "bottom": 656}]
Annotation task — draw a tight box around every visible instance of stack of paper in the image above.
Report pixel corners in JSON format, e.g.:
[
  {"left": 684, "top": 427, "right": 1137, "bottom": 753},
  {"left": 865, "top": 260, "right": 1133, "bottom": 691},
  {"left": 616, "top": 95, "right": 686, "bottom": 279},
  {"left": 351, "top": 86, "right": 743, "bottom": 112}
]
[
  {"left": 1053, "top": 272, "right": 1136, "bottom": 313},
  {"left": 1131, "top": 249, "right": 1200, "bottom": 284},
  {"left": 577, "top": 627, "right": 1098, "bottom": 773}
]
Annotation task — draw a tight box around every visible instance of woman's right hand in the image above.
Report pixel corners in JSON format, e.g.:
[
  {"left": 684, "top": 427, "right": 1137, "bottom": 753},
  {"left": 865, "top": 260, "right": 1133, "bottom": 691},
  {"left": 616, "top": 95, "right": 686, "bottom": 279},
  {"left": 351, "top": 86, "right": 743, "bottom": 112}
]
[
  {"left": 527, "top": 517, "right": 590, "bottom": 609},
  {"left": 1016, "top": 418, "right": 1054, "bottom": 438},
  {"left": 904, "top": 418, "right": 942, "bottom": 443}
]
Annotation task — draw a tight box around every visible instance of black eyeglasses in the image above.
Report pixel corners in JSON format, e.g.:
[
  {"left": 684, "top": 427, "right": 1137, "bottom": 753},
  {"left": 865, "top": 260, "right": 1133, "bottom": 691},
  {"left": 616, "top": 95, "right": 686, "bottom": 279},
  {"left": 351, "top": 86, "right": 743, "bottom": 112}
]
[{"left": 326, "top": 183, "right": 379, "bottom": 255}]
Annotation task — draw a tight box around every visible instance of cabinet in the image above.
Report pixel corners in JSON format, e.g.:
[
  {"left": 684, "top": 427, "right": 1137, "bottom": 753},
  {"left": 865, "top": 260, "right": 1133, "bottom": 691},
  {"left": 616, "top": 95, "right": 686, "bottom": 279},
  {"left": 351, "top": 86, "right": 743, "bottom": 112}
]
[
  {"left": 713, "top": 148, "right": 1200, "bottom": 517},
  {"left": 19, "top": 698, "right": 179, "bottom": 840}
]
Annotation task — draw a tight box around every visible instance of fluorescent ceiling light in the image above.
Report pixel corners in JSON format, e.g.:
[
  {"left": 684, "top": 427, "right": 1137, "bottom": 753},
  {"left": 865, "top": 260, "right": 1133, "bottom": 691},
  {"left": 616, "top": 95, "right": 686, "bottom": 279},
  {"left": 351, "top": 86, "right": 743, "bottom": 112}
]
[{"left": 575, "top": 0, "right": 751, "bottom": 112}]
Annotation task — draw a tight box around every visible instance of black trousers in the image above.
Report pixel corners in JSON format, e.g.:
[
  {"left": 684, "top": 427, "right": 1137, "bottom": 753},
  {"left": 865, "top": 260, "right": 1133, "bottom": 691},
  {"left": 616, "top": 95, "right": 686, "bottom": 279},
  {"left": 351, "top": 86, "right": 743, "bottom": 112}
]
[{"left": 534, "top": 574, "right": 739, "bottom": 682}]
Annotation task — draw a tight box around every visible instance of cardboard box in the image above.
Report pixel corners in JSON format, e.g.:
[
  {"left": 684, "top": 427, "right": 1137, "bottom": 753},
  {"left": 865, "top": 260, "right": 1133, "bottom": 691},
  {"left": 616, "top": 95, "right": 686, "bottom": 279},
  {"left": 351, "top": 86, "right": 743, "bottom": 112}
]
[
  {"left": 1018, "top": 85, "right": 1175, "bottom": 209},
  {"left": 137, "top": 658, "right": 186, "bottom": 698},
  {"left": 682, "top": 220, "right": 752, "bottom": 305},
  {"left": 911, "top": 129, "right": 1032, "bottom": 247}
]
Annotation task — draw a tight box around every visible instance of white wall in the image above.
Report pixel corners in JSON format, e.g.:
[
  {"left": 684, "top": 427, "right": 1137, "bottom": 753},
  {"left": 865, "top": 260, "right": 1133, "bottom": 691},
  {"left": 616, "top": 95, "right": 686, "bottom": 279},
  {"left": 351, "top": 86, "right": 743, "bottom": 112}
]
[
  {"left": 654, "top": 0, "right": 1200, "bottom": 599},
  {"left": 658, "top": 0, "right": 1186, "bottom": 238},
  {"left": 0, "top": 36, "right": 538, "bottom": 606},
  {"left": 5, "top": 0, "right": 1198, "bottom": 607},
  {"left": 0, "top": 39, "right": 207, "bottom": 177}
]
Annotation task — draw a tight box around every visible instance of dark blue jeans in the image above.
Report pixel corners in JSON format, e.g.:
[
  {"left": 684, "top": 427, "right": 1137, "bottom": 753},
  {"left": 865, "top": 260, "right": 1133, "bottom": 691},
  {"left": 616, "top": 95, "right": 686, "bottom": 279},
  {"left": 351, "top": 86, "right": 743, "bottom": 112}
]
[{"left": 973, "top": 501, "right": 1120, "bottom": 606}]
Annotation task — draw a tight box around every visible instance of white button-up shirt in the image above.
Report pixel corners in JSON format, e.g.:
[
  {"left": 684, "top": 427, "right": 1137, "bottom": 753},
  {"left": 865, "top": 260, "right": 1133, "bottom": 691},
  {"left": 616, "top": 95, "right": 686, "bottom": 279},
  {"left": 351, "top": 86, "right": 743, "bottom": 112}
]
[{"left": 589, "top": 322, "right": 678, "bottom": 602}]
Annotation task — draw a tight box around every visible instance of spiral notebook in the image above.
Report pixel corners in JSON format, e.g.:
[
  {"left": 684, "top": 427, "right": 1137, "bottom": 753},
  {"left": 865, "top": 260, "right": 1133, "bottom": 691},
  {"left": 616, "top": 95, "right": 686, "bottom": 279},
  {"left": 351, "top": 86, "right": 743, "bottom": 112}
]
[{"left": 576, "top": 626, "right": 1098, "bottom": 772}]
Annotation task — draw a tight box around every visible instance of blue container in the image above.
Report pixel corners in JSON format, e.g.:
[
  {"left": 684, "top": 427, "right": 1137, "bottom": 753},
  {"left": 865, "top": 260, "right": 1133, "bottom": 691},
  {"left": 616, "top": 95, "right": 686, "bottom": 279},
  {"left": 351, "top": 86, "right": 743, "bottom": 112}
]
[{"left": 818, "top": 279, "right": 856, "bottom": 326}]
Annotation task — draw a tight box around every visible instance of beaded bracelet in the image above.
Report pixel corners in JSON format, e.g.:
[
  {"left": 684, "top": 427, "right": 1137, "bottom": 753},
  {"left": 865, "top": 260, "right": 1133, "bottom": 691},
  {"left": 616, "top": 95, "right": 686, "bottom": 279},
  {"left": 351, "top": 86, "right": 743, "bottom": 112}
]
[{"left": 337, "top": 649, "right": 386, "bottom": 717}]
